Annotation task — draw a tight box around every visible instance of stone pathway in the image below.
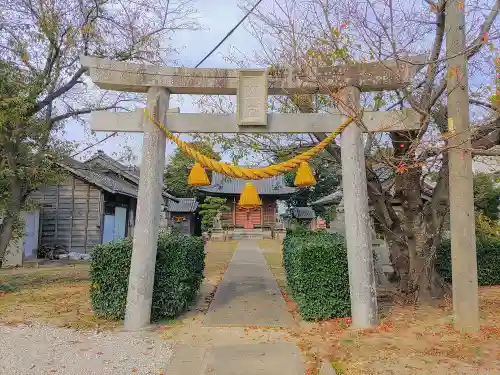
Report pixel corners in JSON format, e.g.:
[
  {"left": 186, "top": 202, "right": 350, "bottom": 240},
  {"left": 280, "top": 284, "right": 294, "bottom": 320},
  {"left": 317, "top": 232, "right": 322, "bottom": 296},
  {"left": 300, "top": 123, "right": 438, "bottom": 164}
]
[
  {"left": 204, "top": 240, "right": 295, "bottom": 327},
  {"left": 167, "top": 240, "right": 305, "bottom": 375}
]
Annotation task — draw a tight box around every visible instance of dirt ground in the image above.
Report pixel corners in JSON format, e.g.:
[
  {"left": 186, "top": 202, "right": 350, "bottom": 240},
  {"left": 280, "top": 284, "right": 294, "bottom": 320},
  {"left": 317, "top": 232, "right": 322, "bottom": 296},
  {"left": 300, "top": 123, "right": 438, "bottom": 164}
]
[
  {"left": 0, "top": 263, "right": 116, "bottom": 329},
  {"left": 3, "top": 240, "right": 500, "bottom": 374},
  {"left": 0, "top": 240, "right": 239, "bottom": 330},
  {"left": 259, "top": 239, "right": 500, "bottom": 375}
]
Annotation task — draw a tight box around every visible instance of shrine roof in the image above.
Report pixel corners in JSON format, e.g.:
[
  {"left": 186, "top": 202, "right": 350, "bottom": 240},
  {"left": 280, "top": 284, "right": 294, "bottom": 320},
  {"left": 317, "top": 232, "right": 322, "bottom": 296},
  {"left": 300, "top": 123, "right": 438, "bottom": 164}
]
[
  {"left": 291, "top": 207, "right": 315, "bottom": 219},
  {"left": 167, "top": 198, "right": 199, "bottom": 213},
  {"left": 198, "top": 172, "right": 297, "bottom": 196}
]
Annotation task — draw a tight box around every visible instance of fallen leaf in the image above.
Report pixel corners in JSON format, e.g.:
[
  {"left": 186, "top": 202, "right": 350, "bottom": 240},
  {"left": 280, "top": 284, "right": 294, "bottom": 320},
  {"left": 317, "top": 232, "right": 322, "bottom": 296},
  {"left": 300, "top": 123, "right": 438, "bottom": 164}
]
[
  {"left": 395, "top": 163, "right": 409, "bottom": 175},
  {"left": 132, "top": 369, "right": 137, "bottom": 373}
]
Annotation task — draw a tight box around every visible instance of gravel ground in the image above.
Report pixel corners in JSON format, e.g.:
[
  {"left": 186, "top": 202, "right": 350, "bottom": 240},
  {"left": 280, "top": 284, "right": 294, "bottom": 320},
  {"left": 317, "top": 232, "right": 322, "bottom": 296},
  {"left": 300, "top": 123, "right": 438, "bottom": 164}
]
[{"left": 0, "top": 324, "right": 173, "bottom": 375}]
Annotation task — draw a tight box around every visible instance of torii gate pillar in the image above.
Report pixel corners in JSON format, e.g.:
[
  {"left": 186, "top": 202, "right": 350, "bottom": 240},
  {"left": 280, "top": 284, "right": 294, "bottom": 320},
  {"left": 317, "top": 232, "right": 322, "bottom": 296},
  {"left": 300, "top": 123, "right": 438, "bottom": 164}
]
[
  {"left": 338, "top": 86, "right": 378, "bottom": 327},
  {"left": 124, "top": 87, "right": 169, "bottom": 330}
]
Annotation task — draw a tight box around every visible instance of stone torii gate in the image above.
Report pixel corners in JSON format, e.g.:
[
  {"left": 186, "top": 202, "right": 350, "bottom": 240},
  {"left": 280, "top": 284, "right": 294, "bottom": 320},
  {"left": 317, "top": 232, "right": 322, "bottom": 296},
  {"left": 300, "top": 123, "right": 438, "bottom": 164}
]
[{"left": 81, "top": 55, "right": 424, "bottom": 330}]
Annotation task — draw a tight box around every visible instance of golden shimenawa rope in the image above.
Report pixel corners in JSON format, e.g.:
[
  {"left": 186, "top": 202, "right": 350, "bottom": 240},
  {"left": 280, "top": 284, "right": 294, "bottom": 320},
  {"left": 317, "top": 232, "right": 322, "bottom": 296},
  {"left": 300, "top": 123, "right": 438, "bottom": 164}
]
[{"left": 144, "top": 109, "right": 355, "bottom": 180}]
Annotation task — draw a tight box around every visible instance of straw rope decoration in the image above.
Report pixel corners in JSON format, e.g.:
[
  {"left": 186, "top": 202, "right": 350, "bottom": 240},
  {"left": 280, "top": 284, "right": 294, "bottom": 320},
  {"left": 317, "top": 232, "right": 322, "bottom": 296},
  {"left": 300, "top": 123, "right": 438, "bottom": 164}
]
[{"left": 144, "top": 108, "right": 356, "bottom": 180}]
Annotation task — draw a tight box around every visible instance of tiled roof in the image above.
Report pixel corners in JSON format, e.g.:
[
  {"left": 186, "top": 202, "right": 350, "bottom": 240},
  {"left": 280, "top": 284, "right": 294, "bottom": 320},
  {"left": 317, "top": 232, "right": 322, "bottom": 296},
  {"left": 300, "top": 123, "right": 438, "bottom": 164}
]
[
  {"left": 167, "top": 198, "right": 199, "bottom": 213},
  {"left": 291, "top": 207, "right": 315, "bottom": 219},
  {"left": 56, "top": 157, "right": 140, "bottom": 198},
  {"left": 84, "top": 150, "right": 177, "bottom": 201},
  {"left": 311, "top": 189, "right": 343, "bottom": 206},
  {"left": 198, "top": 172, "right": 297, "bottom": 196},
  {"left": 56, "top": 154, "right": 179, "bottom": 201}
]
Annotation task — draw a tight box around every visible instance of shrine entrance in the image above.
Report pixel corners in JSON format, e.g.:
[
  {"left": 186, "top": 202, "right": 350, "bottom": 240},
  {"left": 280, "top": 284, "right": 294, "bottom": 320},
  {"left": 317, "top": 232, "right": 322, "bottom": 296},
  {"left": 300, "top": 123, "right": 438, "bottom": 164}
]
[
  {"left": 81, "top": 54, "right": 425, "bottom": 330},
  {"left": 237, "top": 207, "right": 259, "bottom": 230}
]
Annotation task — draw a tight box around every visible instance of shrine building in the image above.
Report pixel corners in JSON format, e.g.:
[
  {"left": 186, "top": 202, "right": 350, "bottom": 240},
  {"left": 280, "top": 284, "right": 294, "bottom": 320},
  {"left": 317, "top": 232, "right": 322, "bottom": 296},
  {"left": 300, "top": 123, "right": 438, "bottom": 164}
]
[{"left": 198, "top": 172, "right": 297, "bottom": 231}]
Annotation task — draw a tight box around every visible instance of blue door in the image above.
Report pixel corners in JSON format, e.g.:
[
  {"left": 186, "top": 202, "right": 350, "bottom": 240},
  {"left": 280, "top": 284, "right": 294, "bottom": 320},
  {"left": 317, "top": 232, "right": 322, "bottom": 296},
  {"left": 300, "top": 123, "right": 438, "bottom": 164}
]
[
  {"left": 114, "top": 206, "right": 127, "bottom": 240},
  {"left": 102, "top": 206, "right": 127, "bottom": 243}
]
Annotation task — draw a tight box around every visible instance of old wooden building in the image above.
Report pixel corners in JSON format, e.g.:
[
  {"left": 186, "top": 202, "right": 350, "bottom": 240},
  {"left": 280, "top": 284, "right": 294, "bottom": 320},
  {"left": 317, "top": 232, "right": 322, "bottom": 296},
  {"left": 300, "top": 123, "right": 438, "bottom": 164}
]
[
  {"left": 29, "top": 151, "right": 177, "bottom": 254},
  {"left": 165, "top": 198, "right": 199, "bottom": 235},
  {"left": 198, "top": 172, "right": 296, "bottom": 230}
]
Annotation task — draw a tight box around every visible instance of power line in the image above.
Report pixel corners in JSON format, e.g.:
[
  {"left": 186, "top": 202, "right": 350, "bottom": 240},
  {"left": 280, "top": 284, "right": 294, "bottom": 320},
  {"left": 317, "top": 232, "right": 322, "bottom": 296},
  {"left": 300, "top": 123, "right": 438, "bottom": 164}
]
[
  {"left": 71, "top": 132, "right": 117, "bottom": 157},
  {"left": 195, "top": 0, "right": 263, "bottom": 68},
  {"left": 72, "top": 0, "right": 263, "bottom": 157}
]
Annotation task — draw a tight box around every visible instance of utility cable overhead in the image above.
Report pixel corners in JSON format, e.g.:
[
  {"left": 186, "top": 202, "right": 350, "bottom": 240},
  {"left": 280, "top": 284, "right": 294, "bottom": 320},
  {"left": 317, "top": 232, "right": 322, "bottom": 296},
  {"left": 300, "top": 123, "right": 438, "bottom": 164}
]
[
  {"left": 195, "top": 0, "right": 263, "bottom": 68},
  {"left": 72, "top": 0, "right": 263, "bottom": 157},
  {"left": 71, "top": 132, "right": 117, "bottom": 157}
]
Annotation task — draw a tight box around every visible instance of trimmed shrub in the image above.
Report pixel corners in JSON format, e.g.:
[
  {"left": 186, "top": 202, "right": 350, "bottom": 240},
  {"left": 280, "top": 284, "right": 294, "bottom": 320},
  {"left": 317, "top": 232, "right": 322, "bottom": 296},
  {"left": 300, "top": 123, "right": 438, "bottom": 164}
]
[
  {"left": 90, "top": 232, "right": 205, "bottom": 322},
  {"left": 283, "top": 229, "right": 350, "bottom": 321},
  {"left": 436, "top": 235, "right": 500, "bottom": 286}
]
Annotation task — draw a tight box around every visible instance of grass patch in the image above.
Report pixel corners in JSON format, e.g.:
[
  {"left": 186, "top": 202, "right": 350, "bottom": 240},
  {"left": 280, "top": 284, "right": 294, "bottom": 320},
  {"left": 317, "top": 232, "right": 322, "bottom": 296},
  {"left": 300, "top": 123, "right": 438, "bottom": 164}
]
[
  {"left": 204, "top": 240, "right": 238, "bottom": 282},
  {"left": 263, "top": 252, "right": 286, "bottom": 290},
  {"left": 331, "top": 361, "right": 346, "bottom": 374},
  {"left": 0, "top": 240, "right": 240, "bottom": 330},
  {"left": 258, "top": 239, "right": 282, "bottom": 252},
  {"left": 0, "top": 264, "right": 116, "bottom": 329},
  {"left": 0, "top": 264, "right": 90, "bottom": 292},
  {"left": 259, "top": 239, "right": 285, "bottom": 290}
]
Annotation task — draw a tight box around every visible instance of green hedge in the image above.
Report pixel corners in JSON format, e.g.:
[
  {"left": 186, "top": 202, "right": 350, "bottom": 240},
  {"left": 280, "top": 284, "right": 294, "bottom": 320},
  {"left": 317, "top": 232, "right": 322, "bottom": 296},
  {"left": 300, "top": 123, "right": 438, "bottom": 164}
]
[
  {"left": 436, "top": 235, "right": 500, "bottom": 286},
  {"left": 89, "top": 232, "right": 205, "bottom": 322},
  {"left": 283, "top": 229, "right": 351, "bottom": 321}
]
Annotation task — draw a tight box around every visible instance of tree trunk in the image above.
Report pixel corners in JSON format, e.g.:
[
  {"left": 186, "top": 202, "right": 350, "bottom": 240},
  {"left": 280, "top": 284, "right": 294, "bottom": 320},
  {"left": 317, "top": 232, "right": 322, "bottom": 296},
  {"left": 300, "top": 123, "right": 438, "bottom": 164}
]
[
  {"left": 0, "top": 180, "right": 23, "bottom": 267},
  {"left": 0, "top": 215, "right": 17, "bottom": 267},
  {"left": 382, "top": 168, "right": 448, "bottom": 303}
]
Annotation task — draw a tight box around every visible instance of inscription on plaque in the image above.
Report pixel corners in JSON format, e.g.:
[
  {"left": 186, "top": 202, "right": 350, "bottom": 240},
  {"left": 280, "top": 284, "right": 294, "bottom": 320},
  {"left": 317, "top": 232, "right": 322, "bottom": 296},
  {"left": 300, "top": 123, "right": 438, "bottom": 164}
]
[{"left": 237, "top": 69, "right": 268, "bottom": 126}]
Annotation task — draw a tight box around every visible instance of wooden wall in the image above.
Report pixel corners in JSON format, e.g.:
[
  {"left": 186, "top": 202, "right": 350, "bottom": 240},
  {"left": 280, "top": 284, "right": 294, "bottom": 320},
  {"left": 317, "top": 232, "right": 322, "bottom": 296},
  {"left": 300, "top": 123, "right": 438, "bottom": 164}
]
[
  {"left": 223, "top": 196, "right": 277, "bottom": 229},
  {"left": 30, "top": 174, "right": 103, "bottom": 254}
]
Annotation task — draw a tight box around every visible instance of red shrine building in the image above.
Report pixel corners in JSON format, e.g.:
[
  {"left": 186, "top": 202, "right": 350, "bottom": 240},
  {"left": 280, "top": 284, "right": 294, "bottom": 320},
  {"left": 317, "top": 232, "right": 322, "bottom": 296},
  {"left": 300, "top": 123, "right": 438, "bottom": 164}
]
[{"left": 198, "top": 172, "right": 297, "bottom": 231}]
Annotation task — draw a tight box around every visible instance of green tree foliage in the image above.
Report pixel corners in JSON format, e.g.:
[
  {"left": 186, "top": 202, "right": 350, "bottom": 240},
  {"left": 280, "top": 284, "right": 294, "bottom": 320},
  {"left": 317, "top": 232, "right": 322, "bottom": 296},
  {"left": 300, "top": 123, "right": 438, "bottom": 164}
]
[
  {"left": 0, "top": 0, "right": 199, "bottom": 264},
  {"left": 198, "top": 197, "right": 229, "bottom": 231},
  {"left": 283, "top": 157, "right": 340, "bottom": 217},
  {"left": 473, "top": 172, "right": 500, "bottom": 221},
  {"left": 90, "top": 232, "right": 205, "bottom": 322},
  {"left": 164, "top": 142, "right": 220, "bottom": 197},
  {"left": 0, "top": 61, "right": 71, "bottom": 262}
]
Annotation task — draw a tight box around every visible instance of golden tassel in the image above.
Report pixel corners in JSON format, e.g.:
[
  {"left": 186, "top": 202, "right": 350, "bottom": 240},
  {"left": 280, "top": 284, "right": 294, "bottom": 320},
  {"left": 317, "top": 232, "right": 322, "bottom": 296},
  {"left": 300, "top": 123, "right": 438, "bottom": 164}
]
[
  {"left": 294, "top": 162, "right": 317, "bottom": 187},
  {"left": 238, "top": 182, "right": 262, "bottom": 209},
  {"left": 188, "top": 162, "right": 210, "bottom": 186}
]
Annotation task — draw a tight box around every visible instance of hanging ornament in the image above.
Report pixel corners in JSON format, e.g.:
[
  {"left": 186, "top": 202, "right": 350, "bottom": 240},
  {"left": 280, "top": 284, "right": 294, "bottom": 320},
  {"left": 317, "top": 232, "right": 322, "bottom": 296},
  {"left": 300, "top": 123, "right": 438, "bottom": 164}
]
[
  {"left": 294, "top": 162, "right": 317, "bottom": 187},
  {"left": 188, "top": 162, "right": 210, "bottom": 186},
  {"left": 238, "top": 182, "right": 262, "bottom": 209}
]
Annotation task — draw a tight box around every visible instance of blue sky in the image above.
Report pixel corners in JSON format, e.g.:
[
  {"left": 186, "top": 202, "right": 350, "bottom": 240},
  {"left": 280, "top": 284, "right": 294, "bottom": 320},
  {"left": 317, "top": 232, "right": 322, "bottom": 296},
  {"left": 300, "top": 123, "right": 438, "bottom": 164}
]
[
  {"left": 60, "top": 0, "right": 500, "bottom": 172},
  {"left": 63, "top": 1, "right": 259, "bottom": 163}
]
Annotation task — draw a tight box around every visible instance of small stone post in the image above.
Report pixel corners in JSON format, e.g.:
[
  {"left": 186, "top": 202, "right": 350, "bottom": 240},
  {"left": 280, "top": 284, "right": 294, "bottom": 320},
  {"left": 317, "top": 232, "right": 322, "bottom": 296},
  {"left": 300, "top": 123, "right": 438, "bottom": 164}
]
[
  {"left": 338, "top": 86, "right": 378, "bottom": 328},
  {"left": 124, "top": 87, "right": 170, "bottom": 330}
]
